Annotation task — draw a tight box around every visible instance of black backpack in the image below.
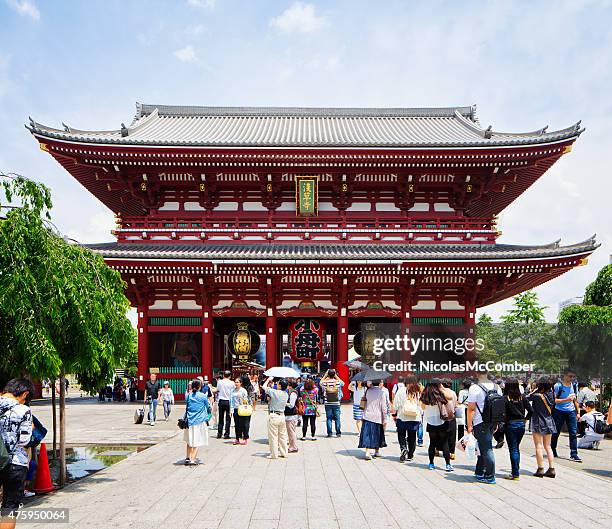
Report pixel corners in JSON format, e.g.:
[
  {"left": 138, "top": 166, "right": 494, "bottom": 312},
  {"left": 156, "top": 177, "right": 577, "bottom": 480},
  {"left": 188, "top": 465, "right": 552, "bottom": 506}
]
[
  {"left": 476, "top": 384, "right": 506, "bottom": 425},
  {"left": 590, "top": 413, "right": 607, "bottom": 435}
]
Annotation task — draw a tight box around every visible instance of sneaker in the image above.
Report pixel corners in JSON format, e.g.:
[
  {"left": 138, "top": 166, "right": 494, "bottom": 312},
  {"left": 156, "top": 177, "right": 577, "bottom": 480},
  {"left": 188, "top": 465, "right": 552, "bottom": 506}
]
[
  {"left": 428, "top": 463, "right": 435, "bottom": 470},
  {"left": 311, "top": 436, "right": 317, "bottom": 441},
  {"left": 400, "top": 450, "right": 408, "bottom": 463},
  {"left": 223, "top": 435, "right": 231, "bottom": 440},
  {"left": 326, "top": 434, "right": 333, "bottom": 438},
  {"left": 365, "top": 453, "right": 373, "bottom": 461},
  {"left": 189, "top": 459, "right": 200, "bottom": 466},
  {"left": 407, "top": 456, "right": 414, "bottom": 462},
  {"left": 23, "top": 490, "right": 35, "bottom": 498},
  {"left": 232, "top": 440, "right": 241, "bottom": 445},
  {"left": 151, "top": 421, "right": 155, "bottom": 426},
  {"left": 300, "top": 437, "right": 307, "bottom": 441},
  {"left": 373, "top": 451, "right": 380, "bottom": 458},
  {"left": 417, "top": 441, "right": 424, "bottom": 447},
  {"left": 482, "top": 477, "right": 496, "bottom": 485},
  {"left": 504, "top": 474, "right": 520, "bottom": 481},
  {"left": 569, "top": 455, "right": 582, "bottom": 463},
  {"left": 216, "top": 435, "right": 222, "bottom": 439},
  {"left": 266, "top": 455, "right": 278, "bottom": 460},
  {"left": 336, "top": 433, "right": 342, "bottom": 438},
  {"left": 184, "top": 458, "right": 191, "bottom": 466},
  {"left": 445, "top": 464, "right": 454, "bottom": 472},
  {"left": 474, "top": 473, "right": 484, "bottom": 480}
]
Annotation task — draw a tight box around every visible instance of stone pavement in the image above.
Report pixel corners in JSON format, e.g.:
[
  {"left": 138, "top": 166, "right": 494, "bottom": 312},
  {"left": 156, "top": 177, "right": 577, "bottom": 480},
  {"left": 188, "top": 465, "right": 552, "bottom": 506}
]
[
  {"left": 30, "top": 397, "right": 178, "bottom": 445},
  {"left": 24, "top": 403, "right": 611, "bottom": 529}
]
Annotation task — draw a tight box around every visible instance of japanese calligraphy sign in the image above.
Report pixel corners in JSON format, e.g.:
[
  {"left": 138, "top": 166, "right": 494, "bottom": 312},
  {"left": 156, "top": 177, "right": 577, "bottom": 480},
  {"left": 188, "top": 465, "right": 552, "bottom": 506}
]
[
  {"left": 289, "top": 318, "right": 326, "bottom": 363},
  {"left": 295, "top": 175, "right": 319, "bottom": 216}
]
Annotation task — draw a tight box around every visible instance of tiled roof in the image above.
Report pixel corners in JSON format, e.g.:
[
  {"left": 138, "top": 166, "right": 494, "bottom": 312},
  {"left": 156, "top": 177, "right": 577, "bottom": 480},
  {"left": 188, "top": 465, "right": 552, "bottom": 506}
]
[
  {"left": 87, "top": 238, "right": 597, "bottom": 263},
  {"left": 28, "top": 103, "right": 583, "bottom": 148}
]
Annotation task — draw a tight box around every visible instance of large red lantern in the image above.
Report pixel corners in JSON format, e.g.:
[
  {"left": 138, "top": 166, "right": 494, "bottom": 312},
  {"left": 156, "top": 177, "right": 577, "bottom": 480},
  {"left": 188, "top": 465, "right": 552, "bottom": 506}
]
[{"left": 289, "top": 319, "right": 326, "bottom": 365}]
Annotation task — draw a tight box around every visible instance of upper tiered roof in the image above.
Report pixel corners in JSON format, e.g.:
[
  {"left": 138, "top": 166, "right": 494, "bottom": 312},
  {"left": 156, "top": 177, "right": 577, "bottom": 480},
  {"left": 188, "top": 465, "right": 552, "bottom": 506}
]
[{"left": 28, "top": 103, "right": 583, "bottom": 148}]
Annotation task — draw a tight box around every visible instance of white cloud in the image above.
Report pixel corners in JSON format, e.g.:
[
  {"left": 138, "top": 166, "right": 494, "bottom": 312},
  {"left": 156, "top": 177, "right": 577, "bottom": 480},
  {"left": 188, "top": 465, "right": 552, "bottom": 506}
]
[
  {"left": 173, "top": 45, "right": 197, "bottom": 63},
  {"left": 270, "top": 2, "right": 328, "bottom": 35},
  {"left": 5, "top": 0, "right": 40, "bottom": 21},
  {"left": 187, "top": 0, "right": 215, "bottom": 8}
]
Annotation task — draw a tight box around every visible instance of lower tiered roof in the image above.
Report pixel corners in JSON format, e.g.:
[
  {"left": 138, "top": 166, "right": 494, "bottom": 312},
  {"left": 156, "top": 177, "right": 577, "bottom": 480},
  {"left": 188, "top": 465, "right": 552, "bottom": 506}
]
[{"left": 87, "top": 238, "right": 597, "bottom": 263}]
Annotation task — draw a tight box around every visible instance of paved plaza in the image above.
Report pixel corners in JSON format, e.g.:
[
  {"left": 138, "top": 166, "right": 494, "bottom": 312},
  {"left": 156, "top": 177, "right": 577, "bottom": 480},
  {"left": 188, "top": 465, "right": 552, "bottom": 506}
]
[{"left": 23, "top": 399, "right": 612, "bottom": 529}]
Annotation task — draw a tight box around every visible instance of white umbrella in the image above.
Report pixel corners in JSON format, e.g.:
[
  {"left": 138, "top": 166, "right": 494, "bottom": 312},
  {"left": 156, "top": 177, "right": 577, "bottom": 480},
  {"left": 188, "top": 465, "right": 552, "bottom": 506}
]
[{"left": 263, "top": 366, "right": 301, "bottom": 379}]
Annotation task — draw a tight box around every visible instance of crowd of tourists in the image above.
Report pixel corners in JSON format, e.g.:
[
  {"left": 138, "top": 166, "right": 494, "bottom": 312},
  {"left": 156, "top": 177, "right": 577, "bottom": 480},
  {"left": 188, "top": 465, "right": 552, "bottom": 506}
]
[
  {"left": 172, "top": 366, "right": 611, "bottom": 483},
  {"left": 1, "top": 368, "right": 610, "bottom": 518}
]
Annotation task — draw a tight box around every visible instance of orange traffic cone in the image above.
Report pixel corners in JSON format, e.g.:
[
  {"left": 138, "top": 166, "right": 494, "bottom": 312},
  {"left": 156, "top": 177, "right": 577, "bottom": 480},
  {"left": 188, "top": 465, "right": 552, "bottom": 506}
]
[{"left": 32, "top": 443, "right": 55, "bottom": 494}]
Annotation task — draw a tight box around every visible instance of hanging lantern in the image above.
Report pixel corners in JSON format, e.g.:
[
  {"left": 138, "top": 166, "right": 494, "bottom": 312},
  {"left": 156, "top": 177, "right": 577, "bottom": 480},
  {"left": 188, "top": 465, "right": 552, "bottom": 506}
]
[
  {"left": 289, "top": 319, "right": 326, "bottom": 365},
  {"left": 228, "top": 322, "right": 261, "bottom": 363},
  {"left": 353, "top": 322, "right": 379, "bottom": 366}
]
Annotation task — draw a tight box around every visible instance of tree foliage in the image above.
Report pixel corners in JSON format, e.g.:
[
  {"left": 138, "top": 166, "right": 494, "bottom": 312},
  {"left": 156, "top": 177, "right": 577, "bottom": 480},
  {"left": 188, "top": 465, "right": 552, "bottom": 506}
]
[{"left": 0, "top": 172, "right": 133, "bottom": 391}]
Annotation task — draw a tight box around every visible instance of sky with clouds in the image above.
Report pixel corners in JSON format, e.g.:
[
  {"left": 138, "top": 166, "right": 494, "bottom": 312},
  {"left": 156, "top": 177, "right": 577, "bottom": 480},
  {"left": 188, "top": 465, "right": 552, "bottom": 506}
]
[{"left": 1, "top": 0, "right": 611, "bottom": 322}]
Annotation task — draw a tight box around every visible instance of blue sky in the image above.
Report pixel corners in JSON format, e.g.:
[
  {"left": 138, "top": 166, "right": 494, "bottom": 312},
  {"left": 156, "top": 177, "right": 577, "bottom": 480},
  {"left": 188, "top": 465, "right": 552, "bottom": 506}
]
[{"left": 1, "top": 0, "right": 611, "bottom": 321}]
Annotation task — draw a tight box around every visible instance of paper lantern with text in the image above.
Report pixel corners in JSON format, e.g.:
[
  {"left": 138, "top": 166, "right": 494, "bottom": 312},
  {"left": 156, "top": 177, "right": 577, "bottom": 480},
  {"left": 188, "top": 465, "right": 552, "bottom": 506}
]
[
  {"left": 228, "top": 322, "right": 261, "bottom": 363},
  {"left": 289, "top": 318, "right": 326, "bottom": 365}
]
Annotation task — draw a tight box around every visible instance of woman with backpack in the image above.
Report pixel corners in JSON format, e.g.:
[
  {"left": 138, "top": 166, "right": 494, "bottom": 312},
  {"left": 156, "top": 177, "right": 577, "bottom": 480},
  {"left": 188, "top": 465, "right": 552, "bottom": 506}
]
[
  {"left": 420, "top": 379, "right": 455, "bottom": 472},
  {"left": 502, "top": 378, "right": 533, "bottom": 480},
  {"left": 300, "top": 378, "right": 319, "bottom": 440},
  {"left": 527, "top": 376, "right": 556, "bottom": 478},
  {"left": 392, "top": 374, "right": 422, "bottom": 462}
]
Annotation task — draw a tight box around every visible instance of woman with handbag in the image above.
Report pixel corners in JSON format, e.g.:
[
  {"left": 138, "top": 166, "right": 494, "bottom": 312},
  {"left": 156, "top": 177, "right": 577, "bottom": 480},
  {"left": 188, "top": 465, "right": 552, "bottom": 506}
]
[
  {"left": 299, "top": 378, "right": 319, "bottom": 440},
  {"left": 230, "top": 377, "right": 252, "bottom": 445},
  {"left": 420, "top": 379, "right": 454, "bottom": 472},
  {"left": 358, "top": 379, "right": 389, "bottom": 460},
  {"left": 392, "top": 375, "right": 422, "bottom": 463},
  {"left": 184, "top": 379, "right": 212, "bottom": 466},
  {"left": 527, "top": 376, "right": 557, "bottom": 478}
]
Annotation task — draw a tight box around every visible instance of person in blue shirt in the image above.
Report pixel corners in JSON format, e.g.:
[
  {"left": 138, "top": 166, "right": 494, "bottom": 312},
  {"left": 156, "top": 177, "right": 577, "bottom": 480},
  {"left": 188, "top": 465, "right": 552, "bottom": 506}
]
[
  {"left": 550, "top": 369, "right": 581, "bottom": 462},
  {"left": 183, "top": 379, "right": 212, "bottom": 466}
]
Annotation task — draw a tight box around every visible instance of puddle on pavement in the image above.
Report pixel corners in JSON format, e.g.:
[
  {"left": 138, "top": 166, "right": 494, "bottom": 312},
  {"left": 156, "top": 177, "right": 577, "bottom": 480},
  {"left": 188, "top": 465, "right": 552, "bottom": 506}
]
[{"left": 47, "top": 445, "right": 151, "bottom": 483}]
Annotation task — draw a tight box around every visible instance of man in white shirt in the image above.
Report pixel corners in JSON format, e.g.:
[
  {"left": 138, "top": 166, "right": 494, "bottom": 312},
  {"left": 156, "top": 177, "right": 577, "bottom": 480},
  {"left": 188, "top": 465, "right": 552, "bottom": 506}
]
[
  {"left": 466, "top": 369, "right": 502, "bottom": 484},
  {"left": 578, "top": 401, "right": 605, "bottom": 449},
  {"left": 216, "top": 371, "right": 235, "bottom": 439}
]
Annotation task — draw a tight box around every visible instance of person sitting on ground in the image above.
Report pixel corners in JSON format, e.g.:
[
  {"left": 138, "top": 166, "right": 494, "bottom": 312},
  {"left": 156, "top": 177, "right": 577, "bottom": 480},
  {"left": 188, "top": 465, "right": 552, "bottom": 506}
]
[
  {"left": 0, "top": 378, "right": 34, "bottom": 521},
  {"left": 576, "top": 381, "right": 598, "bottom": 436},
  {"left": 184, "top": 379, "right": 212, "bottom": 466},
  {"left": 578, "top": 401, "right": 605, "bottom": 450}
]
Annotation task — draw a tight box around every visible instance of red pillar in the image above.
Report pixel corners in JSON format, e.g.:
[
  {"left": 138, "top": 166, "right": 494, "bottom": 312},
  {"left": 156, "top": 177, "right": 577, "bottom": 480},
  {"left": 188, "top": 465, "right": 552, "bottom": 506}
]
[
  {"left": 266, "top": 310, "right": 277, "bottom": 369},
  {"left": 202, "top": 309, "right": 213, "bottom": 380},
  {"left": 335, "top": 309, "right": 349, "bottom": 391},
  {"left": 137, "top": 305, "right": 149, "bottom": 391}
]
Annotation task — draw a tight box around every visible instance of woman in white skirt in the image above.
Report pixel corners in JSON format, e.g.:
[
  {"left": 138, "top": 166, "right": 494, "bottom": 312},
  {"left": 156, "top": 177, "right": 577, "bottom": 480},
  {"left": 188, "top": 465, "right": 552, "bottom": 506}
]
[{"left": 184, "top": 379, "right": 212, "bottom": 465}]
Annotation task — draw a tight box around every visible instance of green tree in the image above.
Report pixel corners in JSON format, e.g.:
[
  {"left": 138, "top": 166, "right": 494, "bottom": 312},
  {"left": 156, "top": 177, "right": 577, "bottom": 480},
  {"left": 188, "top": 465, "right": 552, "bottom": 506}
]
[
  {"left": 558, "top": 264, "right": 612, "bottom": 402},
  {"left": 0, "top": 172, "right": 133, "bottom": 486}
]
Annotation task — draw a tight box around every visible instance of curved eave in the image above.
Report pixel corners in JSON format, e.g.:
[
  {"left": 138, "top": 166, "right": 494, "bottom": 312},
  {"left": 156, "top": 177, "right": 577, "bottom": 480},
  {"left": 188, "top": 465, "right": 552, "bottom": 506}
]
[
  {"left": 26, "top": 115, "right": 584, "bottom": 149},
  {"left": 85, "top": 238, "right": 599, "bottom": 263}
]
